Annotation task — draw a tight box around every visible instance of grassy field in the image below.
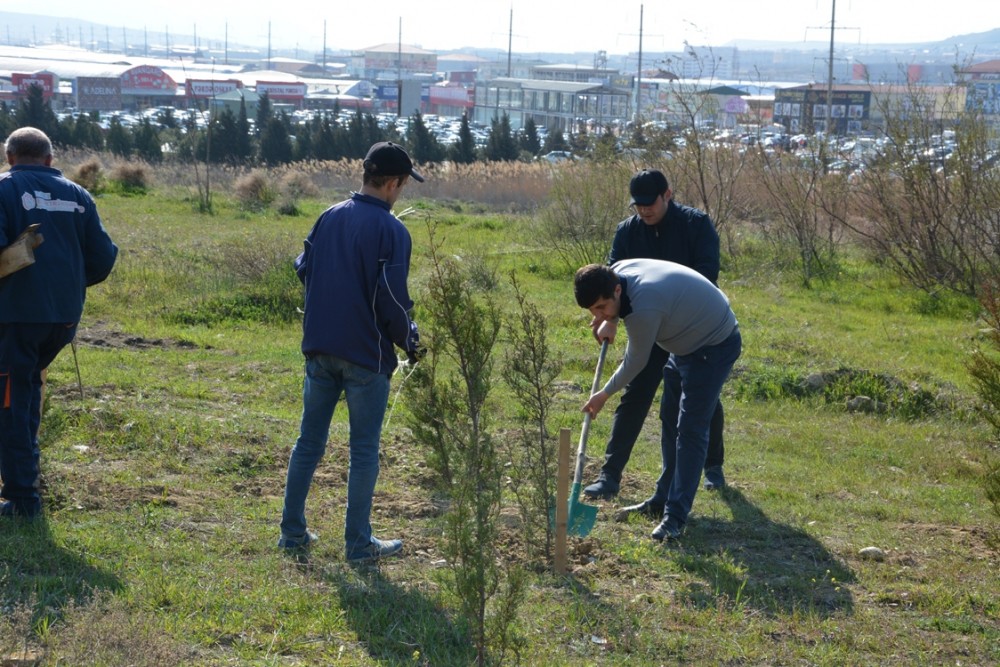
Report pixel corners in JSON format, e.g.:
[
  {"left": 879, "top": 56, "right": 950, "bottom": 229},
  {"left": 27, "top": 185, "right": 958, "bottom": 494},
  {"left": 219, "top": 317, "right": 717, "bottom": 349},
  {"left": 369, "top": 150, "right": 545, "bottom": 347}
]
[{"left": 1, "top": 176, "right": 997, "bottom": 666}]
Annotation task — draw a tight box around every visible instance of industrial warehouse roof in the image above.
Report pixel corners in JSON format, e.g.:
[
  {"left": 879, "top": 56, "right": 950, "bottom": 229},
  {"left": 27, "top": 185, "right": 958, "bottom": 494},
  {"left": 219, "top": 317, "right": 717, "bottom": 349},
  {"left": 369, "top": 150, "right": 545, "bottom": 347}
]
[
  {"left": 356, "top": 43, "right": 436, "bottom": 56},
  {"left": 0, "top": 44, "right": 362, "bottom": 98},
  {"left": 0, "top": 44, "right": 243, "bottom": 82}
]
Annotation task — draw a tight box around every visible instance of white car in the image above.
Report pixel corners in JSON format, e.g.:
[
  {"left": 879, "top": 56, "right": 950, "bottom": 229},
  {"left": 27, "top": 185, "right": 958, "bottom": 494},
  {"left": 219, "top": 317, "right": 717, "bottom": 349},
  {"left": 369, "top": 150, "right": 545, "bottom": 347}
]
[{"left": 538, "top": 150, "right": 574, "bottom": 163}]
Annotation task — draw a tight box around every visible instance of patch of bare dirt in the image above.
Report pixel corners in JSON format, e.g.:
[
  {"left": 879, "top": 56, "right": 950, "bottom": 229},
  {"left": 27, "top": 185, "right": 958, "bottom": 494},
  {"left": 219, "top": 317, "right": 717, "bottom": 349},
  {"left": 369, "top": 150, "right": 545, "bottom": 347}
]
[{"left": 75, "top": 324, "right": 205, "bottom": 351}]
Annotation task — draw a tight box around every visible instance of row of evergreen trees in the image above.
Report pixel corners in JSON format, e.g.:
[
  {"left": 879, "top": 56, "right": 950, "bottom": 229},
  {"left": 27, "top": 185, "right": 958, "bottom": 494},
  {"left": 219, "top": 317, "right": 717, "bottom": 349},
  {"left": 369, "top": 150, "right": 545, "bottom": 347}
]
[{"left": 0, "top": 84, "right": 578, "bottom": 166}]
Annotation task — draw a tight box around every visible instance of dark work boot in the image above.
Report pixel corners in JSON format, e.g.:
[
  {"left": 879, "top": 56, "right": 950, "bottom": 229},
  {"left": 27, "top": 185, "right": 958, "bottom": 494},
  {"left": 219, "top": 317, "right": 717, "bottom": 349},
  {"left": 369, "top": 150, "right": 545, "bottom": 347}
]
[
  {"left": 651, "top": 517, "right": 683, "bottom": 542},
  {"left": 703, "top": 465, "right": 726, "bottom": 491},
  {"left": 614, "top": 499, "right": 664, "bottom": 522},
  {"left": 583, "top": 474, "right": 620, "bottom": 499}
]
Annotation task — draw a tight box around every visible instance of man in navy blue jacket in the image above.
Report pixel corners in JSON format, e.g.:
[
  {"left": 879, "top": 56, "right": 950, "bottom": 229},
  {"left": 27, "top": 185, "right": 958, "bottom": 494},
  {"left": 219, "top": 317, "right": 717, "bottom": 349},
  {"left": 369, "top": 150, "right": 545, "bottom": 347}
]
[
  {"left": 279, "top": 142, "right": 424, "bottom": 563},
  {"left": 0, "top": 127, "right": 118, "bottom": 518},
  {"left": 584, "top": 169, "right": 729, "bottom": 516}
]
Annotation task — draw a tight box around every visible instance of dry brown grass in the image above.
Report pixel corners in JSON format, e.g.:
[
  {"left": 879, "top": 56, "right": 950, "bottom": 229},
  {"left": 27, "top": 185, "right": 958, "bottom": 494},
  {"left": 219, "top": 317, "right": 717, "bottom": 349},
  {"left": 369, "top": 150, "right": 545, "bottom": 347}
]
[
  {"left": 52, "top": 152, "right": 562, "bottom": 211},
  {"left": 44, "top": 592, "right": 193, "bottom": 666}
]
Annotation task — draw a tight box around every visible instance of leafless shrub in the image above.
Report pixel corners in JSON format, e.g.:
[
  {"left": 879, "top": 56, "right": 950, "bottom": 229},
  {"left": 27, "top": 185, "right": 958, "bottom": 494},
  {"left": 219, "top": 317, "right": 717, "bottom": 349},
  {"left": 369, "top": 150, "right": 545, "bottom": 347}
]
[
  {"left": 747, "top": 145, "right": 842, "bottom": 286},
  {"left": 837, "top": 81, "right": 1000, "bottom": 297},
  {"left": 233, "top": 170, "right": 276, "bottom": 211},
  {"left": 216, "top": 233, "right": 299, "bottom": 283},
  {"left": 276, "top": 170, "right": 321, "bottom": 215},
  {"left": 535, "top": 158, "right": 633, "bottom": 273},
  {"left": 109, "top": 161, "right": 152, "bottom": 192},
  {"left": 69, "top": 158, "right": 104, "bottom": 193},
  {"left": 670, "top": 141, "right": 755, "bottom": 255},
  {"left": 650, "top": 78, "right": 756, "bottom": 255}
]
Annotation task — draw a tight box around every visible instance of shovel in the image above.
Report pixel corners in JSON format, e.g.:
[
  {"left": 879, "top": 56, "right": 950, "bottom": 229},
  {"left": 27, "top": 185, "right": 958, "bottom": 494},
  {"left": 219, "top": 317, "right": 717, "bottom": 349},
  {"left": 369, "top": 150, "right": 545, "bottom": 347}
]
[{"left": 567, "top": 339, "right": 609, "bottom": 537}]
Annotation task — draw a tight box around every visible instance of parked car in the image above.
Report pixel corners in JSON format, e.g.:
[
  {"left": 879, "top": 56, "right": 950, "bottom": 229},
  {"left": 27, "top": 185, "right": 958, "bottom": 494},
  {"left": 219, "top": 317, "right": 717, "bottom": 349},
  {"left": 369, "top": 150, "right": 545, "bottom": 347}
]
[{"left": 537, "top": 150, "right": 574, "bottom": 163}]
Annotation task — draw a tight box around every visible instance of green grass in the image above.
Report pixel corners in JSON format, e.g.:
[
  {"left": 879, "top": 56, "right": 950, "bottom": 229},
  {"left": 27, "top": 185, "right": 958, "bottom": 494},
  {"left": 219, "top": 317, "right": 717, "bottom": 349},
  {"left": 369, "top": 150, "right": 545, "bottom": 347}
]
[{"left": 0, "top": 189, "right": 997, "bottom": 666}]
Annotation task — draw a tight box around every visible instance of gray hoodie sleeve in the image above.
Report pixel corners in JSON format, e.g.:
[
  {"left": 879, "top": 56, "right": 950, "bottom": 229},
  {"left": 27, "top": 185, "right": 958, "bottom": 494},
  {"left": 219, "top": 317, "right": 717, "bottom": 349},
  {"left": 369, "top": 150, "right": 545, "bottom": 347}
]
[{"left": 601, "top": 311, "right": 661, "bottom": 395}]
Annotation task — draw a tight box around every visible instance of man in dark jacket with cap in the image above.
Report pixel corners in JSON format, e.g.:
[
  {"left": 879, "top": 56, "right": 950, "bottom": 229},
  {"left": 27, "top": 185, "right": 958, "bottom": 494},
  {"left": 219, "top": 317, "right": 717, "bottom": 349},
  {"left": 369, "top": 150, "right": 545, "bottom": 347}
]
[
  {"left": 0, "top": 126, "right": 118, "bottom": 519},
  {"left": 278, "top": 142, "right": 425, "bottom": 563},
  {"left": 584, "top": 169, "right": 729, "bottom": 518}
]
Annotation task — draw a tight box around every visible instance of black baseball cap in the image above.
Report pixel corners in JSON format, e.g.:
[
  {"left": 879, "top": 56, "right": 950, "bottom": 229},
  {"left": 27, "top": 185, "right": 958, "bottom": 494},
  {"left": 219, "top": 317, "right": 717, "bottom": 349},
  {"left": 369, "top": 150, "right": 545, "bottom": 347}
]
[
  {"left": 629, "top": 169, "right": 669, "bottom": 206},
  {"left": 363, "top": 141, "right": 425, "bottom": 182}
]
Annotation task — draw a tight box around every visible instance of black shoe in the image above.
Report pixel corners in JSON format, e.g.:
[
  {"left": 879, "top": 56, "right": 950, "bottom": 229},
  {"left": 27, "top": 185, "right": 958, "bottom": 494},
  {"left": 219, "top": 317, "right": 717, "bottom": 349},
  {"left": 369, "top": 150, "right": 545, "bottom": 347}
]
[
  {"left": 347, "top": 537, "right": 403, "bottom": 564},
  {"left": 583, "top": 476, "right": 620, "bottom": 499},
  {"left": 703, "top": 465, "right": 726, "bottom": 491},
  {"left": 651, "top": 518, "right": 683, "bottom": 542},
  {"left": 614, "top": 499, "right": 664, "bottom": 522}
]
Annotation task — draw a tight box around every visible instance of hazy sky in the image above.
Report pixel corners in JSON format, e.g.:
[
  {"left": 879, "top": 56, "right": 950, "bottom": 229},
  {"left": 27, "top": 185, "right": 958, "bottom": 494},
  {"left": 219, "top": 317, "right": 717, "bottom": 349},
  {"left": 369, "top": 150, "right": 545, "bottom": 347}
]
[{"left": 12, "top": 1, "right": 1000, "bottom": 56}]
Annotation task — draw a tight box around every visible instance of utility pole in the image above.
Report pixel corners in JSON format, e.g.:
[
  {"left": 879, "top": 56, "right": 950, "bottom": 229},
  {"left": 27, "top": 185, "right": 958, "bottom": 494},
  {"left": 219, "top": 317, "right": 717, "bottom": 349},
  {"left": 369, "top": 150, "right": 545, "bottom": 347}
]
[
  {"left": 506, "top": 7, "right": 513, "bottom": 77},
  {"left": 806, "top": 0, "right": 858, "bottom": 136},
  {"left": 397, "top": 17, "right": 403, "bottom": 117},
  {"left": 635, "top": 4, "right": 644, "bottom": 126},
  {"left": 826, "top": 0, "right": 835, "bottom": 135}
]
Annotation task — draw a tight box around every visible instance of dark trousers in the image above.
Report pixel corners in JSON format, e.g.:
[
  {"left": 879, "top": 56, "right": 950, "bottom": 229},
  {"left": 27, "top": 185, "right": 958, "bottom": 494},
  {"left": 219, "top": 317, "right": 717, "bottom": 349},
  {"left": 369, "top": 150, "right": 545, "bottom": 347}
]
[
  {"left": 653, "top": 327, "right": 741, "bottom": 526},
  {"left": 600, "top": 343, "right": 725, "bottom": 483},
  {"left": 0, "top": 323, "right": 77, "bottom": 515}
]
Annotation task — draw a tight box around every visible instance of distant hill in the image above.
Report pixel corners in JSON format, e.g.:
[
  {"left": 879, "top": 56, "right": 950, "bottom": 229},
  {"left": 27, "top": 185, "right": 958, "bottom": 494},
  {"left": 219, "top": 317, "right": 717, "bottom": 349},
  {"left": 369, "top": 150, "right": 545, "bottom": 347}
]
[
  {"left": 1, "top": 10, "right": 998, "bottom": 64},
  {"left": 729, "top": 27, "right": 1000, "bottom": 55}
]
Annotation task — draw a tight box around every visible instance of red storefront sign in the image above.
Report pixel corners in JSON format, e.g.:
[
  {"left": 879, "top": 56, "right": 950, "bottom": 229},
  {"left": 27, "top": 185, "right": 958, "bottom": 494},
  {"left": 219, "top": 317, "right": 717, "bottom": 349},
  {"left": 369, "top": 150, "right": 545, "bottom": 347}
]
[
  {"left": 120, "top": 66, "right": 176, "bottom": 92},
  {"left": 12, "top": 72, "right": 55, "bottom": 97}
]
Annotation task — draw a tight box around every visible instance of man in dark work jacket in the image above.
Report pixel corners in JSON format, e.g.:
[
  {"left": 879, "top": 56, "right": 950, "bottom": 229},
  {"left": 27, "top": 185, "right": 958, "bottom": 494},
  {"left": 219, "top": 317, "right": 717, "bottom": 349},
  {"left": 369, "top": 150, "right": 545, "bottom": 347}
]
[{"left": 584, "top": 169, "right": 728, "bottom": 519}]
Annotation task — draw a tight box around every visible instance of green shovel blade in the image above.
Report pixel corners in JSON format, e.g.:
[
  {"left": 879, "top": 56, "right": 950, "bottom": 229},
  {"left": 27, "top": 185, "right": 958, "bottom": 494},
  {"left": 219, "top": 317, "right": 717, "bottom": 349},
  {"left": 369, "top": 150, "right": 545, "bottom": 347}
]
[{"left": 567, "top": 482, "right": 598, "bottom": 537}]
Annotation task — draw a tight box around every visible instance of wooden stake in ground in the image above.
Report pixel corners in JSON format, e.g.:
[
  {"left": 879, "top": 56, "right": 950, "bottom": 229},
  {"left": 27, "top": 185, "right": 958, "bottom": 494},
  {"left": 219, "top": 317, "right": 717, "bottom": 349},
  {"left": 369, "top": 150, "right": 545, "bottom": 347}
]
[
  {"left": 554, "top": 427, "right": 570, "bottom": 574},
  {"left": 0, "top": 224, "right": 44, "bottom": 279}
]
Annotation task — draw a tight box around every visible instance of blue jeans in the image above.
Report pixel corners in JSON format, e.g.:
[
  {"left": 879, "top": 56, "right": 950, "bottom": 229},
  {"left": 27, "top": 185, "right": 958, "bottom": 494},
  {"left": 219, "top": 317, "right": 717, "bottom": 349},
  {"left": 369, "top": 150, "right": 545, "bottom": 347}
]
[
  {"left": 280, "top": 355, "right": 389, "bottom": 556},
  {"left": 599, "top": 343, "right": 726, "bottom": 483},
  {"left": 652, "top": 327, "right": 742, "bottom": 528},
  {"left": 0, "top": 323, "right": 78, "bottom": 516}
]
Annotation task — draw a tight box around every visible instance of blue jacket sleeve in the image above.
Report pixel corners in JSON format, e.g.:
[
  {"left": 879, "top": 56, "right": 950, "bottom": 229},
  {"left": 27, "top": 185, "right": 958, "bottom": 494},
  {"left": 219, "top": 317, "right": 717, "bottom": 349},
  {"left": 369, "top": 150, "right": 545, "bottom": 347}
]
[
  {"left": 82, "top": 204, "right": 118, "bottom": 286},
  {"left": 294, "top": 240, "right": 310, "bottom": 284},
  {"left": 373, "top": 230, "right": 416, "bottom": 352}
]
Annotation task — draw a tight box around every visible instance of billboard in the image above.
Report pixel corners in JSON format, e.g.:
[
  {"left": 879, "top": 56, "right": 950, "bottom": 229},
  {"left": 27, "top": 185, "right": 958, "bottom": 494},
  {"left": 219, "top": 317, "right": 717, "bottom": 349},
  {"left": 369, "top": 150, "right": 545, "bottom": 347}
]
[
  {"left": 121, "top": 65, "right": 176, "bottom": 92},
  {"left": 255, "top": 81, "right": 307, "bottom": 101},
  {"left": 429, "top": 85, "right": 473, "bottom": 107},
  {"left": 76, "top": 77, "right": 122, "bottom": 111},
  {"left": 186, "top": 79, "right": 241, "bottom": 98},
  {"left": 12, "top": 72, "right": 56, "bottom": 98}
]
